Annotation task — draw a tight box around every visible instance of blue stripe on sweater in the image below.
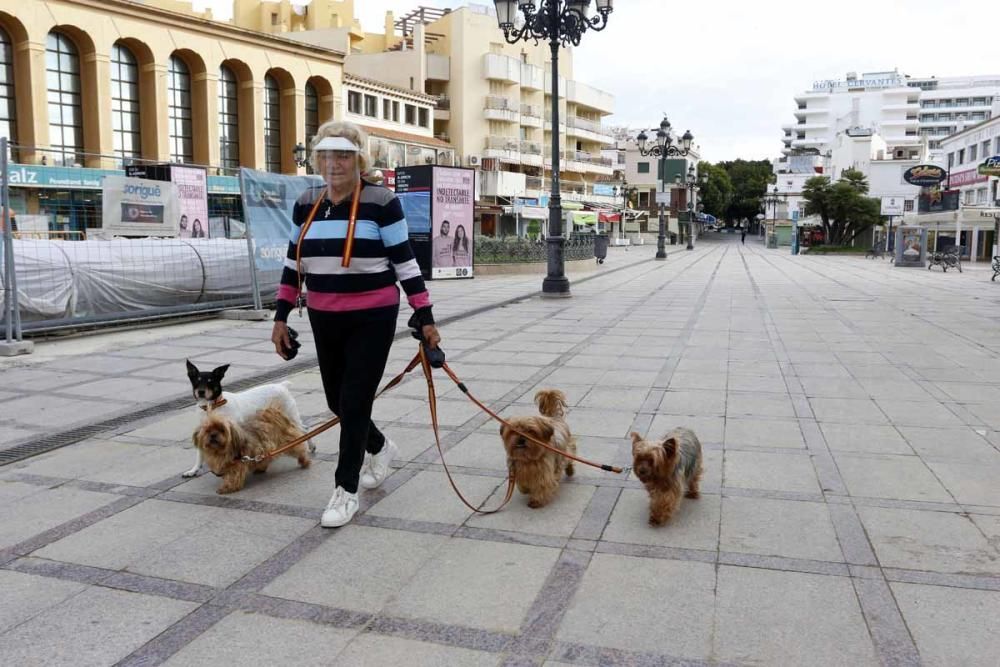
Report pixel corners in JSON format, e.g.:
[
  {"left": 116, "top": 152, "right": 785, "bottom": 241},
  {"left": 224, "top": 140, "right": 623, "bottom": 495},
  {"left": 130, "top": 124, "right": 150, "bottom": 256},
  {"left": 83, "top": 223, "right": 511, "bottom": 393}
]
[{"left": 290, "top": 219, "right": 382, "bottom": 243}]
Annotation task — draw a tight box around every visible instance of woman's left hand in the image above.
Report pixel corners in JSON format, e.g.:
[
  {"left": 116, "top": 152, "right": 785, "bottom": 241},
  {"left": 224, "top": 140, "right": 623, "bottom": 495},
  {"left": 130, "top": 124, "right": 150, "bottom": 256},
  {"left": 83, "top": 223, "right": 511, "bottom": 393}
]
[{"left": 422, "top": 324, "right": 441, "bottom": 349}]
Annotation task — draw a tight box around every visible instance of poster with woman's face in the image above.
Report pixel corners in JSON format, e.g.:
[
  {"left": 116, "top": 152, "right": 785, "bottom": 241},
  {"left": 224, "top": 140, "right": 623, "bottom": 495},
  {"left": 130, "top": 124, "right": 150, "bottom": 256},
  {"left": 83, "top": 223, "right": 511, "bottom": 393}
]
[{"left": 431, "top": 167, "right": 474, "bottom": 279}]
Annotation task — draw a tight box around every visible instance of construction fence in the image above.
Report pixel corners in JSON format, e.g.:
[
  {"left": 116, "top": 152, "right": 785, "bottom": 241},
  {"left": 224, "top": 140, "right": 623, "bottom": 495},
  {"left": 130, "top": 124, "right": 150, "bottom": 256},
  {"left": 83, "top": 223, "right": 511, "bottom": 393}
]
[{"left": 0, "top": 142, "right": 320, "bottom": 338}]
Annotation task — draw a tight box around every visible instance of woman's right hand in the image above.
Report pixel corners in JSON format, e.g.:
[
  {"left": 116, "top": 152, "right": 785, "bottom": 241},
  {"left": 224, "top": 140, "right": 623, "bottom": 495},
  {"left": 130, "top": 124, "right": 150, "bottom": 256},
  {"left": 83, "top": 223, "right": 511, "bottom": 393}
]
[{"left": 271, "top": 321, "right": 292, "bottom": 359}]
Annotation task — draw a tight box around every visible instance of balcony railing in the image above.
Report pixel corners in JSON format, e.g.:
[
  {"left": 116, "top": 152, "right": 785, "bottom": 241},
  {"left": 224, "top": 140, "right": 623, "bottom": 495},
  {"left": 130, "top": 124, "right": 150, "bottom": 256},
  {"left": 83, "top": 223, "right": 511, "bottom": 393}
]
[
  {"left": 525, "top": 176, "right": 543, "bottom": 190},
  {"left": 567, "top": 116, "right": 610, "bottom": 135},
  {"left": 520, "top": 103, "right": 542, "bottom": 118},
  {"left": 520, "top": 140, "right": 542, "bottom": 155},
  {"left": 434, "top": 95, "right": 450, "bottom": 110},
  {"left": 485, "top": 135, "right": 519, "bottom": 151},
  {"left": 485, "top": 95, "right": 516, "bottom": 111}
]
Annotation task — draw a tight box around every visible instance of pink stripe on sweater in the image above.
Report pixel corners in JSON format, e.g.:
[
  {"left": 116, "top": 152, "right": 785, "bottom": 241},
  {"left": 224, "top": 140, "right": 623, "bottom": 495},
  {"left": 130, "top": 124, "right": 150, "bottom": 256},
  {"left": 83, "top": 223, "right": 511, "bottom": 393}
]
[
  {"left": 277, "top": 284, "right": 300, "bottom": 303},
  {"left": 407, "top": 291, "right": 431, "bottom": 310},
  {"left": 307, "top": 285, "right": 400, "bottom": 312}
]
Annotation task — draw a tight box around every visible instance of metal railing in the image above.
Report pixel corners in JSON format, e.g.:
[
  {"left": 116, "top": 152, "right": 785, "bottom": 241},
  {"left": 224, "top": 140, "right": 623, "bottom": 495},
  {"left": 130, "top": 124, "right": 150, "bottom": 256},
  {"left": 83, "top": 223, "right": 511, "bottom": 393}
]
[
  {"left": 485, "top": 135, "right": 520, "bottom": 151},
  {"left": 475, "top": 235, "right": 595, "bottom": 264},
  {"left": 520, "top": 140, "right": 542, "bottom": 155},
  {"left": 520, "top": 103, "right": 542, "bottom": 118},
  {"left": 485, "top": 95, "right": 516, "bottom": 110}
]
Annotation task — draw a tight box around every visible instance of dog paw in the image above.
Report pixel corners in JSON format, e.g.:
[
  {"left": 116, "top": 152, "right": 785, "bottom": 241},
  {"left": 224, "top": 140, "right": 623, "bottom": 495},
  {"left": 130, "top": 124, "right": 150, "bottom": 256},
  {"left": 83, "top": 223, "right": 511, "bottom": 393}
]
[
  {"left": 527, "top": 498, "right": 546, "bottom": 509},
  {"left": 181, "top": 468, "right": 202, "bottom": 478},
  {"left": 308, "top": 442, "right": 317, "bottom": 454},
  {"left": 684, "top": 490, "right": 700, "bottom": 499}
]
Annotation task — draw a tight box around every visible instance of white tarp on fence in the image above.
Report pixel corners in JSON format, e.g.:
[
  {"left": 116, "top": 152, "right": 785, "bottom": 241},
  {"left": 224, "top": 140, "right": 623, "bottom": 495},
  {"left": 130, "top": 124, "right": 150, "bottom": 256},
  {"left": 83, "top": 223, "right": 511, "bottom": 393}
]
[{"left": 0, "top": 238, "right": 269, "bottom": 323}]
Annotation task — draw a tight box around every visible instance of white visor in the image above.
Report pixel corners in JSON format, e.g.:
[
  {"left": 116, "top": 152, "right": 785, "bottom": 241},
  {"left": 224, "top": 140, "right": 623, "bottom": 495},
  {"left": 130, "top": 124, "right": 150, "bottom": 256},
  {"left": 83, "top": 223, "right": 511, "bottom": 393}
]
[{"left": 313, "top": 136, "right": 361, "bottom": 152}]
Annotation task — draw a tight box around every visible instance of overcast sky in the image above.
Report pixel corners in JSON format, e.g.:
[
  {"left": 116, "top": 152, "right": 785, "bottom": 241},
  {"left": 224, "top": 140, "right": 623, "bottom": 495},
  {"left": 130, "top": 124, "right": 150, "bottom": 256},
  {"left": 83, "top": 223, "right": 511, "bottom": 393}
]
[{"left": 200, "top": 0, "right": 1000, "bottom": 162}]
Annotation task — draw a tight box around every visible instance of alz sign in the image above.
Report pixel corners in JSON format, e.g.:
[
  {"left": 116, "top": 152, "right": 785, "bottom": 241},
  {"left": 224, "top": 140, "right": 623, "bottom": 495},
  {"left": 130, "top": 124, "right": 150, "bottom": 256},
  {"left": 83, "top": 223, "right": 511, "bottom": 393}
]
[
  {"left": 978, "top": 156, "right": 1000, "bottom": 177},
  {"left": 903, "top": 165, "right": 947, "bottom": 187}
]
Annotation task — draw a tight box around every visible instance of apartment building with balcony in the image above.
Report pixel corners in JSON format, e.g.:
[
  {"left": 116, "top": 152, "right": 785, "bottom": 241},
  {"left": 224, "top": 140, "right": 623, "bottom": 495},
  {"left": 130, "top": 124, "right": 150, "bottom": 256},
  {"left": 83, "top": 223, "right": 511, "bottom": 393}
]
[
  {"left": 779, "top": 70, "right": 1000, "bottom": 161},
  {"left": 341, "top": 4, "right": 616, "bottom": 235}
]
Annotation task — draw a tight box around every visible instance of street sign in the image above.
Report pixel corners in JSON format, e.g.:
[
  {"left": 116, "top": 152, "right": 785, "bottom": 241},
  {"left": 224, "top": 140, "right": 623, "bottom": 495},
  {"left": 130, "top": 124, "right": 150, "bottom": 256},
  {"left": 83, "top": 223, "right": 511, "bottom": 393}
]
[
  {"left": 655, "top": 191, "right": 671, "bottom": 204},
  {"left": 880, "top": 196, "right": 904, "bottom": 216}
]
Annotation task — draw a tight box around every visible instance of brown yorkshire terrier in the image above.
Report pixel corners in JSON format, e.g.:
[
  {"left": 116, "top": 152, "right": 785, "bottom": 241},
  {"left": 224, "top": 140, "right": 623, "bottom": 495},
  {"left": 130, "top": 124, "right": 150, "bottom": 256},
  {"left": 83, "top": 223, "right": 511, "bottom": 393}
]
[
  {"left": 192, "top": 401, "right": 311, "bottom": 494},
  {"left": 630, "top": 427, "right": 703, "bottom": 526},
  {"left": 501, "top": 389, "right": 577, "bottom": 508}
]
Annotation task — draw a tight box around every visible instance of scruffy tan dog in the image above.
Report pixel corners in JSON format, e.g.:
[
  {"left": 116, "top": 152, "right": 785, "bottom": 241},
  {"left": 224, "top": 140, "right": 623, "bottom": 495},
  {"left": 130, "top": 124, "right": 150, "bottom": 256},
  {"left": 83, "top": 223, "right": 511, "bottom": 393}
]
[
  {"left": 630, "top": 427, "right": 703, "bottom": 526},
  {"left": 192, "top": 401, "right": 311, "bottom": 494},
  {"left": 501, "top": 389, "right": 576, "bottom": 508}
]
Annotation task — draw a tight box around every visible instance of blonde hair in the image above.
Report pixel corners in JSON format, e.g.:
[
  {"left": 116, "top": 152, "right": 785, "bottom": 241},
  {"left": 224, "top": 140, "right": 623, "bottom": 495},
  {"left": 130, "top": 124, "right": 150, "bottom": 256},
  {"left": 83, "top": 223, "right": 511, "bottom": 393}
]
[{"left": 308, "top": 120, "right": 371, "bottom": 174}]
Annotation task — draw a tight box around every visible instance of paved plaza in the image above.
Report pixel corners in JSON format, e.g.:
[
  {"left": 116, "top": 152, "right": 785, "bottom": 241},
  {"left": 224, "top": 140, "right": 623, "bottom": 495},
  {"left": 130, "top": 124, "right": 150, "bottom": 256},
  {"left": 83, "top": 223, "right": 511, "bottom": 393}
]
[{"left": 2, "top": 235, "right": 1000, "bottom": 666}]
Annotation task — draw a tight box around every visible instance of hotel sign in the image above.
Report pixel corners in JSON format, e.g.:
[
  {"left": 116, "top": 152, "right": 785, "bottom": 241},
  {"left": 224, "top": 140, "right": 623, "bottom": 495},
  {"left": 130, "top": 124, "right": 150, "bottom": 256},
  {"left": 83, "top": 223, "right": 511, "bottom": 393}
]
[
  {"left": 949, "top": 168, "right": 988, "bottom": 187},
  {"left": 812, "top": 75, "right": 904, "bottom": 92},
  {"left": 903, "top": 165, "right": 947, "bottom": 187}
]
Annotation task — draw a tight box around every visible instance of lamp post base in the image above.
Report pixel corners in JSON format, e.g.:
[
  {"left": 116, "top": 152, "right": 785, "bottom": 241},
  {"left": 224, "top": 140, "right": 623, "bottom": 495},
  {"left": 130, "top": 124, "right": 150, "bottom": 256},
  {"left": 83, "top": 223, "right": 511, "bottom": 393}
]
[
  {"left": 541, "top": 275, "right": 571, "bottom": 297},
  {"left": 655, "top": 251, "right": 667, "bottom": 260}
]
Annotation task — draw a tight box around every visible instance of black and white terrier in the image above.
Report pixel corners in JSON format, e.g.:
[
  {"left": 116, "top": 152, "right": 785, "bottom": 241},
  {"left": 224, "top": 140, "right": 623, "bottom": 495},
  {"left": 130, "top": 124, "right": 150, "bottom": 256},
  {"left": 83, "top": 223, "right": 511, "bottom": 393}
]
[{"left": 183, "top": 360, "right": 314, "bottom": 477}]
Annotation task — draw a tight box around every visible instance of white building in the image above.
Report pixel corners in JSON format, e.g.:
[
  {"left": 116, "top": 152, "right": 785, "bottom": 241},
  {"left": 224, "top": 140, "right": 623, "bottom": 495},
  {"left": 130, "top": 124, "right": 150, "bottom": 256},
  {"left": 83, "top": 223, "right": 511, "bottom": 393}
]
[
  {"left": 902, "top": 116, "right": 1000, "bottom": 262},
  {"left": 912, "top": 75, "right": 1000, "bottom": 149},
  {"left": 778, "top": 70, "right": 1000, "bottom": 164}
]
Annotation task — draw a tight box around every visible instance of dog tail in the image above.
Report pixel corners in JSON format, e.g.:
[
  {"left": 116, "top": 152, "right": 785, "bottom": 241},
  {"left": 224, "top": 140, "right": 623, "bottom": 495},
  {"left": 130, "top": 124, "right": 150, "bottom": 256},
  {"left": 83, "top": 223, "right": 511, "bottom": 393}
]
[{"left": 535, "top": 389, "right": 567, "bottom": 419}]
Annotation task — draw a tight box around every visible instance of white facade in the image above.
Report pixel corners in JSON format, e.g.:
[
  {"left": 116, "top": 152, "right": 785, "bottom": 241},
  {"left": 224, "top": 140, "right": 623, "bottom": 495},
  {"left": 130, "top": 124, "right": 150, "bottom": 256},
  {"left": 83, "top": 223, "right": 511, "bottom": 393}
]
[
  {"left": 938, "top": 116, "right": 1000, "bottom": 206},
  {"left": 779, "top": 70, "right": 1000, "bottom": 160},
  {"left": 342, "top": 74, "right": 436, "bottom": 138}
]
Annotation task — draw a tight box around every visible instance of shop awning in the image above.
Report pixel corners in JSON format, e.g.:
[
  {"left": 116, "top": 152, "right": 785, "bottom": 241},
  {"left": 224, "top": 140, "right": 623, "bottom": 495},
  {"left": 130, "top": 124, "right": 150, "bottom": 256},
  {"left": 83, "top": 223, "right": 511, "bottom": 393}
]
[
  {"left": 598, "top": 211, "right": 621, "bottom": 223},
  {"left": 571, "top": 211, "right": 598, "bottom": 226}
]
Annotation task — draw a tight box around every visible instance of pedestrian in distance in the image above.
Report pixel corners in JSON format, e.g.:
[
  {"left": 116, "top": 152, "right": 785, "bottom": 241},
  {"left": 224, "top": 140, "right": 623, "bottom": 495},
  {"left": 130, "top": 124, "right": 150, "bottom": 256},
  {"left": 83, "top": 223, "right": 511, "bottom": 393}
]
[{"left": 271, "top": 120, "right": 441, "bottom": 528}]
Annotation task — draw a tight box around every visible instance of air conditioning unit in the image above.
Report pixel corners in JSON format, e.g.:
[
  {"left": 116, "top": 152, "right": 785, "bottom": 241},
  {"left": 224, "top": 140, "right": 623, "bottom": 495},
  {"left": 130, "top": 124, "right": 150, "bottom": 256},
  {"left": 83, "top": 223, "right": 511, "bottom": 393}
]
[{"left": 467, "top": 155, "right": 479, "bottom": 166}]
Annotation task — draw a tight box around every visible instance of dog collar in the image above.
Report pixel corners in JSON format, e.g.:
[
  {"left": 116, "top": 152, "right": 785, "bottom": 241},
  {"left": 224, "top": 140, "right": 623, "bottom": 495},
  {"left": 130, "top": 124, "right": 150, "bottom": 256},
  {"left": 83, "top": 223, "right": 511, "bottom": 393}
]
[{"left": 200, "top": 397, "right": 228, "bottom": 411}]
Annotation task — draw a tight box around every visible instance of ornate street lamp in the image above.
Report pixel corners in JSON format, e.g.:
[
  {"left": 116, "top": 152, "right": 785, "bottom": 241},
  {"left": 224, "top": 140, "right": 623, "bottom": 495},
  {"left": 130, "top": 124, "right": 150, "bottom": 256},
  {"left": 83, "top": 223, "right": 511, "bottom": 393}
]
[
  {"left": 292, "top": 142, "right": 308, "bottom": 169},
  {"left": 763, "top": 185, "right": 786, "bottom": 246},
  {"left": 612, "top": 178, "right": 636, "bottom": 242},
  {"left": 494, "top": 0, "right": 614, "bottom": 296},
  {"left": 635, "top": 117, "right": 693, "bottom": 259},
  {"left": 679, "top": 163, "right": 705, "bottom": 250}
]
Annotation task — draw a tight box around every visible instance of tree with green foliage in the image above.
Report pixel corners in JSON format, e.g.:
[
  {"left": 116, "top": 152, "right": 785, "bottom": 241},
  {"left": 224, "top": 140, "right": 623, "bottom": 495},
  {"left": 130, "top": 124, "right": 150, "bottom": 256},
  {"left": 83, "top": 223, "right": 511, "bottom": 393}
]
[
  {"left": 802, "top": 168, "right": 881, "bottom": 246},
  {"left": 717, "top": 159, "right": 774, "bottom": 224},
  {"left": 697, "top": 161, "right": 733, "bottom": 220}
]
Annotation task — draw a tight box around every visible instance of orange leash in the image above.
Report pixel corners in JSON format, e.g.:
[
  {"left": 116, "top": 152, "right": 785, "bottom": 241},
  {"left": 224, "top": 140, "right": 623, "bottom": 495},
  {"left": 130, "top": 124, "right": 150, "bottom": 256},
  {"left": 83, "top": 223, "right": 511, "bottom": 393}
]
[
  {"left": 294, "top": 187, "right": 327, "bottom": 316},
  {"left": 245, "top": 345, "right": 622, "bottom": 511}
]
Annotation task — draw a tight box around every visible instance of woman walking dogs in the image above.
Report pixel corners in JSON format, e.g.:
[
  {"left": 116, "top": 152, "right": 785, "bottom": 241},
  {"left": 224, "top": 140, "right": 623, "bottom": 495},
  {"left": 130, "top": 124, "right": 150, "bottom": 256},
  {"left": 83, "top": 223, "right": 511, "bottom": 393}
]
[{"left": 271, "top": 121, "right": 441, "bottom": 528}]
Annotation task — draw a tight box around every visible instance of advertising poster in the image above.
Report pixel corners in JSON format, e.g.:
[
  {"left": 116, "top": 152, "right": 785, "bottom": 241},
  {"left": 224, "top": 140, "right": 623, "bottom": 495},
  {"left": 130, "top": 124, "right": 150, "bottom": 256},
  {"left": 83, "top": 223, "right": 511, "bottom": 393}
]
[
  {"left": 172, "top": 165, "right": 209, "bottom": 239},
  {"left": 395, "top": 166, "right": 433, "bottom": 278},
  {"left": 101, "top": 176, "right": 180, "bottom": 237},
  {"left": 431, "top": 166, "right": 475, "bottom": 279},
  {"left": 239, "top": 168, "right": 323, "bottom": 289},
  {"left": 895, "top": 226, "right": 926, "bottom": 267}
]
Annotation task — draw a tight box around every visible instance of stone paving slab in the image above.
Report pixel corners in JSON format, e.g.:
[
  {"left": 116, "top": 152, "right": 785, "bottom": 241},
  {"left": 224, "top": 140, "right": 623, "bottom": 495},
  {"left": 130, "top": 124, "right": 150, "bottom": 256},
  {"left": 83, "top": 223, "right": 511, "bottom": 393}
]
[{"left": 4, "top": 239, "right": 1000, "bottom": 664}]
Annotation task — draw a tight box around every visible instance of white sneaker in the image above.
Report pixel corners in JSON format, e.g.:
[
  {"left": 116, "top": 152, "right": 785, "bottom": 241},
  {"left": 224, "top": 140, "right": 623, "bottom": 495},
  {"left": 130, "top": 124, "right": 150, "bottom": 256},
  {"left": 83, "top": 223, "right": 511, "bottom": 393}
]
[
  {"left": 360, "top": 438, "right": 398, "bottom": 489},
  {"left": 320, "top": 486, "right": 358, "bottom": 528}
]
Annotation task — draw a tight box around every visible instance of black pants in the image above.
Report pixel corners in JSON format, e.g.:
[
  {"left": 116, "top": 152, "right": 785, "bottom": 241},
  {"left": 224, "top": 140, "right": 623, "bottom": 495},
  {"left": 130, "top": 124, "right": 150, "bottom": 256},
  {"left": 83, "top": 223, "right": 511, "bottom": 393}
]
[
  {"left": 309, "top": 305, "right": 398, "bottom": 493},
  {"left": 741, "top": 233, "right": 746, "bottom": 244}
]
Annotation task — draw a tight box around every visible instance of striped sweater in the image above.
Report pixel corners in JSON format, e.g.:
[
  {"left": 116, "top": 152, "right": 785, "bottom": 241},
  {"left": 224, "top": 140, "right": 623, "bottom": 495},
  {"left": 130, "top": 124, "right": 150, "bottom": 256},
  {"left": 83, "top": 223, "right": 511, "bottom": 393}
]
[{"left": 274, "top": 181, "right": 433, "bottom": 325}]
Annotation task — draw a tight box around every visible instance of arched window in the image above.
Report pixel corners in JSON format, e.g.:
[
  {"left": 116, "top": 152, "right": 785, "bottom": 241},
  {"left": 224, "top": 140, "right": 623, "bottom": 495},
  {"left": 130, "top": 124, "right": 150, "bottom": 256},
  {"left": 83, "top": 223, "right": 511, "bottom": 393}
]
[
  {"left": 304, "top": 82, "right": 319, "bottom": 174},
  {"left": 46, "top": 31, "right": 82, "bottom": 166},
  {"left": 0, "top": 27, "right": 16, "bottom": 158},
  {"left": 218, "top": 65, "right": 239, "bottom": 170},
  {"left": 168, "top": 56, "right": 193, "bottom": 163},
  {"left": 263, "top": 74, "right": 281, "bottom": 173},
  {"left": 110, "top": 43, "right": 140, "bottom": 165}
]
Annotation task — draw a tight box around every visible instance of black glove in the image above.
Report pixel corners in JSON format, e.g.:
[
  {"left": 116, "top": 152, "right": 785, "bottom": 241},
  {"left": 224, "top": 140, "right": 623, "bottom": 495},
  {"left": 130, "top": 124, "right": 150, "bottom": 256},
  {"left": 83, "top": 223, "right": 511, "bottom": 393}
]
[
  {"left": 282, "top": 326, "right": 301, "bottom": 360},
  {"left": 408, "top": 313, "right": 445, "bottom": 369}
]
